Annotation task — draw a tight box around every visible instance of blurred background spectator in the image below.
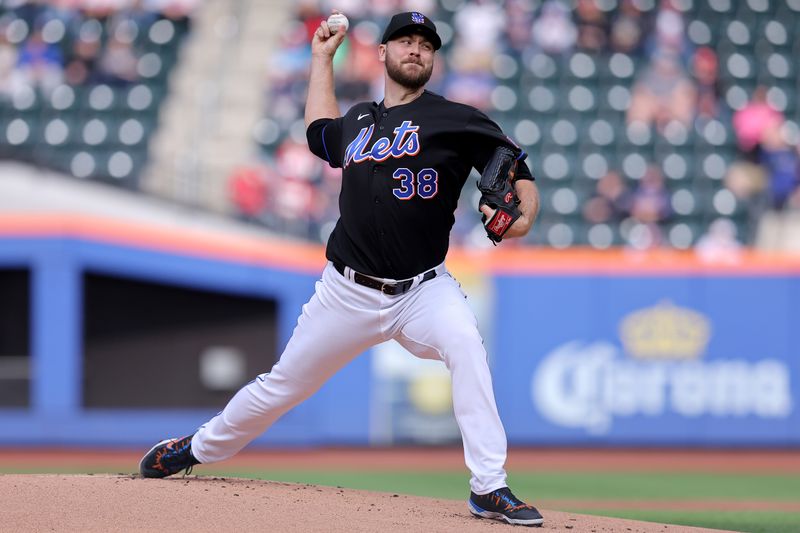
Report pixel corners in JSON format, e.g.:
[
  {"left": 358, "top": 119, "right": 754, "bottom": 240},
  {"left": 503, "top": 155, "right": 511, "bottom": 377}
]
[
  {"left": 759, "top": 120, "right": 800, "bottom": 210},
  {"left": 582, "top": 170, "right": 631, "bottom": 226},
  {"left": 574, "top": 0, "right": 608, "bottom": 54},
  {"left": 96, "top": 35, "right": 140, "bottom": 86},
  {"left": 691, "top": 46, "right": 721, "bottom": 123},
  {"left": 531, "top": 0, "right": 577, "bottom": 57},
  {"left": 2, "top": 0, "right": 800, "bottom": 254},
  {"left": 695, "top": 217, "right": 743, "bottom": 263},
  {"left": 732, "top": 85, "right": 785, "bottom": 161},
  {"left": 609, "top": 0, "right": 647, "bottom": 55},
  {"left": 627, "top": 164, "right": 672, "bottom": 249},
  {"left": 627, "top": 51, "right": 696, "bottom": 131},
  {"left": 15, "top": 27, "right": 64, "bottom": 96}
]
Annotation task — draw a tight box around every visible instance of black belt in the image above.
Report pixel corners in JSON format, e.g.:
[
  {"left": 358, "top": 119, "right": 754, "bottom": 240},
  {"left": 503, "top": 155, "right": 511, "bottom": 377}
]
[{"left": 333, "top": 262, "right": 437, "bottom": 295}]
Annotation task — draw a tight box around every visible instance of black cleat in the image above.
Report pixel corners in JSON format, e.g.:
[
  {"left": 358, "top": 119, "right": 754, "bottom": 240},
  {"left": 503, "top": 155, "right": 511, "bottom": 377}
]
[
  {"left": 139, "top": 435, "right": 200, "bottom": 478},
  {"left": 468, "top": 487, "right": 544, "bottom": 527}
]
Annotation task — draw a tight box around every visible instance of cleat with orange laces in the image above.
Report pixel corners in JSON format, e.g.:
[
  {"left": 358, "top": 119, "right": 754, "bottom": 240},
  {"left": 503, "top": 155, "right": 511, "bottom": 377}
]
[
  {"left": 468, "top": 486, "right": 544, "bottom": 527},
  {"left": 139, "top": 435, "right": 200, "bottom": 478}
]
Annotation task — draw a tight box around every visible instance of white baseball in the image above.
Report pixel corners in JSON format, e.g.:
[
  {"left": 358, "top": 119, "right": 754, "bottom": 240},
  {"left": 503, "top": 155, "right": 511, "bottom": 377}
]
[{"left": 327, "top": 13, "right": 349, "bottom": 33}]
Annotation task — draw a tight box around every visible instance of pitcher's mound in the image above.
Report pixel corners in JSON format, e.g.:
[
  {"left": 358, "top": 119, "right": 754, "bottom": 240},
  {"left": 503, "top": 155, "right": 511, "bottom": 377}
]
[{"left": 0, "top": 474, "right": 727, "bottom": 532}]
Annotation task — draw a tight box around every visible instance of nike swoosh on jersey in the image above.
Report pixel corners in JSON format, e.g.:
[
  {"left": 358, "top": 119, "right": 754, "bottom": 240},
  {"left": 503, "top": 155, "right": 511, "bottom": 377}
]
[{"left": 357, "top": 113, "right": 370, "bottom": 120}]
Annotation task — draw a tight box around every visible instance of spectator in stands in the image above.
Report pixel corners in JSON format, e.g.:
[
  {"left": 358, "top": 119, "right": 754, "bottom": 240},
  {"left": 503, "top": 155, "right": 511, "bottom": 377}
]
[
  {"left": 453, "top": 0, "right": 505, "bottom": 60},
  {"left": 574, "top": 0, "right": 609, "bottom": 54},
  {"left": 732, "top": 85, "right": 784, "bottom": 162},
  {"left": 347, "top": 25, "right": 383, "bottom": 81},
  {"left": 695, "top": 218, "right": 742, "bottom": 263},
  {"left": 15, "top": 28, "right": 64, "bottom": 95},
  {"left": 504, "top": 0, "right": 535, "bottom": 54},
  {"left": 97, "top": 36, "right": 140, "bottom": 85},
  {"left": 724, "top": 160, "right": 767, "bottom": 204},
  {"left": 692, "top": 46, "right": 722, "bottom": 123},
  {"left": 531, "top": 0, "right": 577, "bottom": 57},
  {"left": 582, "top": 170, "right": 632, "bottom": 225},
  {"left": 269, "top": 136, "right": 326, "bottom": 239},
  {"left": 275, "top": 137, "right": 319, "bottom": 185},
  {"left": 335, "top": 28, "right": 382, "bottom": 110},
  {"left": 644, "top": 0, "right": 689, "bottom": 62},
  {"left": 9, "top": 2, "right": 49, "bottom": 27},
  {"left": 722, "top": 160, "right": 769, "bottom": 243},
  {"left": 758, "top": 121, "right": 800, "bottom": 210},
  {"left": 298, "top": 0, "right": 326, "bottom": 44},
  {"left": 64, "top": 35, "right": 101, "bottom": 86},
  {"left": 229, "top": 166, "right": 268, "bottom": 221},
  {"left": 627, "top": 163, "right": 672, "bottom": 250},
  {"left": 0, "top": 32, "right": 18, "bottom": 99},
  {"left": 630, "top": 164, "right": 671, "bottom": 225},
  {"left": 444, "top": 0, "right": 505, "bottom": 111},
  {"left": 266, "top": 21, "right": 315, "bottom": 126},
  {"left": 609, "top": 0, "right": 648, "bottom": 55},
  {"left": 273, "top": 177, "right": 321, "bottom": 239},
  {"left": 786, "top": 161, "right": 800, "bottom": 210},
  {"left": 442, "top": 48, "right": 495, "bottom": 111},
  {"left": 626, "top": 222, "right": 664, "bottom": 249},
  {"left": 627, "top": 50, "right": 696, "bottom": 132}
]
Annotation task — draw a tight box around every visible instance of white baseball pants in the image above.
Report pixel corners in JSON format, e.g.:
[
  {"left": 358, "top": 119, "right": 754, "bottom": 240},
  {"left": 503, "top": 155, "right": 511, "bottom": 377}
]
[{"left": 191, "top": 261, "right": 508, "bottom": 494}]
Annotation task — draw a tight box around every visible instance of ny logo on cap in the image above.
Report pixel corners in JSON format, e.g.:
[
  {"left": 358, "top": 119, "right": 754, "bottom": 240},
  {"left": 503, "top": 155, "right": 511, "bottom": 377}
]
[{"left": 411, "top": 12, "right": 425, "bottom": 24}]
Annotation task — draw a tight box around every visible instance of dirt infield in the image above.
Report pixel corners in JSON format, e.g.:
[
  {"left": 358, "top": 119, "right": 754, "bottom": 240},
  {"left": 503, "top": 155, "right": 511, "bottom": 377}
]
[
  {"left": 0, "top": 474, "right": 731, "bottom": 533},
  {"left": 0, "top": 449, "right": 794, "bottom": 531}
]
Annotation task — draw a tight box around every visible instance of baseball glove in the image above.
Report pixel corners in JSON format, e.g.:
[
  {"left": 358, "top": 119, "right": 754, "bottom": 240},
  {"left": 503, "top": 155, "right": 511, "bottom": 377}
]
[{"left": 477, "top": 146, "right": 521, "bottom": 244}]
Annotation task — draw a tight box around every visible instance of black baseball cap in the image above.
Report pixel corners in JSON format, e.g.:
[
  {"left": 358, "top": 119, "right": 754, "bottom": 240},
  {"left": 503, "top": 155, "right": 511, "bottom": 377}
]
[{"left": 381, "top": 12, "right": 442, "bottom": 50}]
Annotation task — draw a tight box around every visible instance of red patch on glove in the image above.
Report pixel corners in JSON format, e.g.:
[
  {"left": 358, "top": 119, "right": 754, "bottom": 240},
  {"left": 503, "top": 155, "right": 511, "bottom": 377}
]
[{"left": 488, "top": 211, "right": 513, "bottom": 235}]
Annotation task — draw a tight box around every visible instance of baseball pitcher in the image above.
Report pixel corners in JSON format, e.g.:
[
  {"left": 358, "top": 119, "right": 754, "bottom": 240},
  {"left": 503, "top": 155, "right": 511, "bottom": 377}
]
[{"left": 139, "top": 10, "right": 542, "bottom": 527}]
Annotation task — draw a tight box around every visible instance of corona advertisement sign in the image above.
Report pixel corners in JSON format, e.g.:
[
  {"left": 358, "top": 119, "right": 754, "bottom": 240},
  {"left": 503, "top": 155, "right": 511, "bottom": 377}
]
[{"left": 492, "top": 275, "right": 800, "bottom": 445}]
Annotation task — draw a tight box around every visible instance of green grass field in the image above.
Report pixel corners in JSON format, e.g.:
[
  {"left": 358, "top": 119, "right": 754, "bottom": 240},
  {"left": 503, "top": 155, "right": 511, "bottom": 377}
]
[
  {"left": 199, "top": 468, "right": 800, "bottom": 533},
  {"left": 3, "top": 464, "right": 798, "bottom": 532}
]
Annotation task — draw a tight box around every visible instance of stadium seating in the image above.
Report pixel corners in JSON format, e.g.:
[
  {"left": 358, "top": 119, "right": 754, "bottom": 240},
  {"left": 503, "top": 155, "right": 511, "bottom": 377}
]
[
  {"left": 3, "top": 0, "right": 799, "bottom": 250},
  {"left": 244, "top": 0, "right": 799, "bottom": 248},
  {"left": 0, "top": 3, "right": 191, "bottom": 187}
]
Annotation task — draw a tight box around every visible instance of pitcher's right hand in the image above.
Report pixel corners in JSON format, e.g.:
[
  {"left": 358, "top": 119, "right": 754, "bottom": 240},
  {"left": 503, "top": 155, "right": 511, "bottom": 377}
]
[{"left": 312, "top": 9, "right": 347, "bottom": 58}]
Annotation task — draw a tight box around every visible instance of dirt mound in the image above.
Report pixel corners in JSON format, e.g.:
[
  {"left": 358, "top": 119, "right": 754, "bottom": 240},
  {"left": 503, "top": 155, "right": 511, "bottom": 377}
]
[{"left": 0, "top": 474, "right": 728, "bottom": 532}]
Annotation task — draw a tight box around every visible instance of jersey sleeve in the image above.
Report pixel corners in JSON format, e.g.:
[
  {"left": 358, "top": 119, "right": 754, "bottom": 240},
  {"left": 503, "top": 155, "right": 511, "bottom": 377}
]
[
  {"left": 465, "top": 109, "right": 535, "bottom": 181},
  {"left": 306, "top": 117, "right": 344, "bottom": 168}
]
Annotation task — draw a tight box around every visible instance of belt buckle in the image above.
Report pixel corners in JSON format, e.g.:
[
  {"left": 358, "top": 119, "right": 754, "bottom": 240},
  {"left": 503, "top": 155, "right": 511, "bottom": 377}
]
[{"left": 381, "top": 282, "right": 392, "bottom": 295}]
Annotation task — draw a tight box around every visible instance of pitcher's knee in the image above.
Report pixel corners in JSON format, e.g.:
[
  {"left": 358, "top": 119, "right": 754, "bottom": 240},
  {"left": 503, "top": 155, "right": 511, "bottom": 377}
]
[{"left": 437, "top": 329, "right": 486, "bottom": 366}]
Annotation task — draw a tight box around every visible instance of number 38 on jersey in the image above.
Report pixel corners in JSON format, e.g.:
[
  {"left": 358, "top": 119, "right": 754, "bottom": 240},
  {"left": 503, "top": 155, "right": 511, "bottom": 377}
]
[{"left": 393, "top": 168, "right": 438, "bottom": 200}]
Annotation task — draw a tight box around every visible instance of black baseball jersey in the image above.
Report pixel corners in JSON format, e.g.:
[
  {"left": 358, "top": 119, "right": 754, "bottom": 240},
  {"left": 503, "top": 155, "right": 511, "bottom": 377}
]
[{"left": 306, "top": 90, "right": 534, "bottom": 279}]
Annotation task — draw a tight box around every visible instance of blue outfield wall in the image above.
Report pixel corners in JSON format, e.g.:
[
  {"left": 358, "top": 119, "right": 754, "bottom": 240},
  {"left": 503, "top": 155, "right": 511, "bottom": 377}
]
[
  {"left": 492, "top": 274, "right": 800, "bottom": 445},
  {"left": 0, "top": 237, "right": 372, "bottom": 447},
  {"left": 1, "top": 234, "right": 799, "bottom": 447}
]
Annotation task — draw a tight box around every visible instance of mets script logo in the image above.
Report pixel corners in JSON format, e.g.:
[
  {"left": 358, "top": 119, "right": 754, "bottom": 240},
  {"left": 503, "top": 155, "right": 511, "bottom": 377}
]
[{"left": 344, "top": 120, "right": 420, "bottom": 168}]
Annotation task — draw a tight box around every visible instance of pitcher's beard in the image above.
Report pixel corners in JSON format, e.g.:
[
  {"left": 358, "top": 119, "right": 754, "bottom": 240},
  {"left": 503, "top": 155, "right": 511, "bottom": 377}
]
[{"left": 386, "top": 58, "right": 433, "bottom": 90}]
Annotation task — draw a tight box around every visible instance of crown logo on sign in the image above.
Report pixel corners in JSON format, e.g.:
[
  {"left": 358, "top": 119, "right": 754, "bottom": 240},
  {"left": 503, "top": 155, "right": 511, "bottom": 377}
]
[{"left": 619, "top": 301, "right": 710, "bottom": 359}]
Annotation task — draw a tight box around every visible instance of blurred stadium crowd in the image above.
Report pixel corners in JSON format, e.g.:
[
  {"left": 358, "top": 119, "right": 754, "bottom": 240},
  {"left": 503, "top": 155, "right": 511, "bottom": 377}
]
[
  {"left": 2, "top": 0, "right": 800, "bottom": 253},
  {"left": 0, "top": 0, "right": 194, "bottom": 181}
]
